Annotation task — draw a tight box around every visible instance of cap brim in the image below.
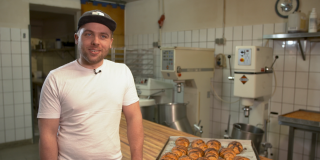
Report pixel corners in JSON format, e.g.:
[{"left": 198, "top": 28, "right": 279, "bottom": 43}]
[{"left": 78, "top": 15, "right": 116, "bottom": 32}]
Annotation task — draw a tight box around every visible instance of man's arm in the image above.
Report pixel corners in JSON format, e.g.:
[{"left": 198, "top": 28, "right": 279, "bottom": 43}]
[
  {"left": 38, "top": 118, "right": 60, "bottom": 160},
  {"left": 122, "top": 101, "right": 144, "bottom": 160}
]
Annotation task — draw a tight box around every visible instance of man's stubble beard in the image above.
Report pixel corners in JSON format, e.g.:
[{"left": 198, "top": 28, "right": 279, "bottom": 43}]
[{"left": 78, "top": 44, "right": 108, "bottom": 65}]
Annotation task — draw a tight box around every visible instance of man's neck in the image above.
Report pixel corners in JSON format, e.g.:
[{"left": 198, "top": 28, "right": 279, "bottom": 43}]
[{"left": 77, "top": 59, "right": 103, "bottom": 69}]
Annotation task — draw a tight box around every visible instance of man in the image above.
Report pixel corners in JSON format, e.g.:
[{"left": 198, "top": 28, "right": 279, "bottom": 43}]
[{"left": 38, "top": 10, "right": 144, "bottom": 160}]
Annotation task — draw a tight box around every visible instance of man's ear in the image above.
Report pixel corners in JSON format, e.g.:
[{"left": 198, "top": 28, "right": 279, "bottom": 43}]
[
  {"left": 74, "top": 33, "right": 79, "bottom": 44},
  {"left": 109, "top": 38, "right": 113, "bottom": 48}
]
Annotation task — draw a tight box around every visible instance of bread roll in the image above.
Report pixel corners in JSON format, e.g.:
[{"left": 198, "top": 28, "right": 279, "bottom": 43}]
[
  {"left": 178, "top": 155, "right": 192, "bottom": 160},
  {"left": 206, "top": 140, "right": 221, "bottom": 151},
  {"left": 206, "top": 154, "right": 218, "bottom": 160},
  {"left": 198, "top": 143, "right": 208, "bottom": 152},
  {"left": 172, "top": 146, "right": 188, "bottom": 157},
  {"left": 161, "top": 152, "right": 179, "bottom": 160},
  {"left": 191, "top": 139, "right": 205, "bottom": 148},
  {"left": 175, "top": 137, "right": 190, "bottom": 148},
  {"left": 188, "top": 147, "right": 204, "bottom": 159},
  {"left": 227, "top": 141, "right": 243, "bottom": 154},
  {"left": 219, "top": 148, "right": 236, "bottom": 159},
  {"left": 204, "top": 148, "right": 218, "bottom": 157},
  {"left": 197, "top": 157, "right": 208, "bottom": 160},
  {"left": 234, "top": 156, "right": 250, "bottom": 160}
]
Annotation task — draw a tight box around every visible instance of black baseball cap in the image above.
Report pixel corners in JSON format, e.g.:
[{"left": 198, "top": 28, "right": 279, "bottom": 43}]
[{"left": 78, "top": 10, "right": 117, "bottom": 32}]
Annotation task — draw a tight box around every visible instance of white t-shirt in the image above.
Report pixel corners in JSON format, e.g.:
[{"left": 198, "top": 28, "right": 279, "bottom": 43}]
[{"left": 38, "top": 60, "right": 139, "bottom": 160}]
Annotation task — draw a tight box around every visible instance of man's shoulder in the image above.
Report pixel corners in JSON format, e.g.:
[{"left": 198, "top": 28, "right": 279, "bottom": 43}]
[{"left": 104, "top": 59, "right": 128, "bottom": 70}]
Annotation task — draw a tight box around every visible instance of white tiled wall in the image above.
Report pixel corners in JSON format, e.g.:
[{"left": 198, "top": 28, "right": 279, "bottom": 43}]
[
  {"left": 125, "top": 23, "right": 320, "bottom": 160},
  {"left": 0, "top": 27, "right": 32, "bottom": 143}
]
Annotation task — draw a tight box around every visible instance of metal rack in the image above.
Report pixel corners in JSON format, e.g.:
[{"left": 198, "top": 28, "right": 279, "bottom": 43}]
[{"left": 111, "top": 47, "right": 155, "bottom": 79}]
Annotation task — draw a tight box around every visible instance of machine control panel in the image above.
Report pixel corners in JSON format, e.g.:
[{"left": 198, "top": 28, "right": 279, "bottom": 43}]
[
  {"left": 162, "top": 50, "right": 174, "bottom": 71},
  {"left": 238, "top": 48, "right": 252, "bottom": 65}
]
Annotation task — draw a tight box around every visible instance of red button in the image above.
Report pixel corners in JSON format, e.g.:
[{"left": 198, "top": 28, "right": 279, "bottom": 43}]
[
  {"left": 178, "top": 73, "right": 181, "bottom": 77},
  {"left": 240, "top": 58, "right": 244, "bottom": 62}
]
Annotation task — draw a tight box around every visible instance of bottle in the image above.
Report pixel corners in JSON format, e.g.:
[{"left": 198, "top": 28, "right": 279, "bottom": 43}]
[
  {"left": 55, "top": 38, "right": 61, "bottom": 49},
  {"left": 308, "top": 8, "right": 318, "bottom": 33}
]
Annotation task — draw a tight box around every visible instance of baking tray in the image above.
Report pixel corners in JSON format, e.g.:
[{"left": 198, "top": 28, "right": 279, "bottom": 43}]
[
  {"left": 278, "top": 109, "right": 320, "bottom": 131},
  {"left": 156, "top": 136, "right": 260, "bottom": 160}
]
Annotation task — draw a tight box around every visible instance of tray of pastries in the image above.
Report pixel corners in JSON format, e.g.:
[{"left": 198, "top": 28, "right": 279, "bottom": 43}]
[{"left": 156, "top": 136, "right": 260, "bottom": 160}]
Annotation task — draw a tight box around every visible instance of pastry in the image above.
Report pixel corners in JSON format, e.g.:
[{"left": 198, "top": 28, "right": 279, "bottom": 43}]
[
  {"left": 197, "top": 157, "right": 208, "bottom": 160},
  {"left": 204, "top": 148, "right": 218, "bottom": 157},
  {"left": 234, "top": 156, "right": 250, "bottom": 160},
  {"left": 175, "top": 137, "right": 190, "bottom": 148},
  {"left": 219, "top": 148, "right": 236, "bottom": 159},
  {"left": 188, "top": 147, "right": 204, "bottom": 159},
  {"left": 178, "top": 155, "right": 192, "bottom": 160},
  {"left": 206, "top": 154, "right": 218, "bottom": 160},
  {"left": 191, "top": 139, "right": 205, "bottom": 148},
  {"left": 206, "top": 140, "right": 221, "bottom": 151},
  {"left": 198, "top": 143, "right": 208, "bottom": 151},
  {"left": 172, "top": 145, "right": 188, "bottom": 157},
  {"left": 227, "top": 141, "right": 243, "bottom": 154},
  {"left": 161, "top": 152, "right": 179, "bottom": 160}
]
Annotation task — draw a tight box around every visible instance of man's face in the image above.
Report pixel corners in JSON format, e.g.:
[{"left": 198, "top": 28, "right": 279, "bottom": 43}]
[{"left": 75, "top": 22, "right": 113, "bottom": 67}]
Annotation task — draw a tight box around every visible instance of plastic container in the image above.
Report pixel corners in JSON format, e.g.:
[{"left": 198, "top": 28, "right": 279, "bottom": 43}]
[
  {"left": 55, "top": 38, "right": 61, "bottom": 49},
  {"left": 288, "top": 11, "right": 307, "bottom": 33},
  {"left": 309, "top": 8, "right": 318, "bottom": 33}
]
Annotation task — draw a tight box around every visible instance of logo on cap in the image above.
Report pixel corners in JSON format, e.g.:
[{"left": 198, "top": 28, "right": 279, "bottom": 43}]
[{"left": 92, "top": 11, "right": 104, "bottom": 16}]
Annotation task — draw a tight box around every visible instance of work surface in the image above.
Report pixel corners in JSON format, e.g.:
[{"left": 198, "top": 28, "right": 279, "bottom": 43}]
[{"left": 119, "top": 114, "right": 271, "bottom": 160}]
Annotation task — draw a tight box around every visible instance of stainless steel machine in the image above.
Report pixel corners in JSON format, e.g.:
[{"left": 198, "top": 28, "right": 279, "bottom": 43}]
[{"left": 160, "top": 47, "right": 215, "bottom": 137}]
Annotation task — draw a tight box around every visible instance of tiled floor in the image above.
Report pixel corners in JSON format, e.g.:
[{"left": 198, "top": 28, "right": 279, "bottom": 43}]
[{"left": 0, "top": 136, "right": 39, "bottom": 160}]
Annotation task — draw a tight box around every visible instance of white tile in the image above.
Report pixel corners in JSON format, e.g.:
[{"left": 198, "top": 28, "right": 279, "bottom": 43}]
[
  {"left": 229, "top": 111, "right": 239, "bottom": 125},
  {"left": 212, "top": 122, "right": 221, "bottom": 136},
  {"left": 22, "top": 67, "right": 30, "bottom": 78},
  {"left": 220, "top": 123, "right": 228, "bottom": 137},
  {"left": 282, "top": 103, "right": 294, "bottom": 114},
  {"left": 293, "top": 137, "right": 304, "bottom": 154},
  {"left": 11, "top": 41, "right": 21, "bottom": 54},
  {"left": 278, "top": 149, "right": 288, "bottom": 160},
  {"left": 2, "top": 67, "right": 13, "bottom": 80},
  {"left": 281, "top": 125, "right": 289, "bottom": 135},
  {"left": 306, "top": 106, "right": 319, "bottom": 111},
  {"left": 165, "top": 32, "right": 171, "bottom": 44},
  {"left": 153, "top": 33, "right": 158, "bottom": 42},
  {"left": 283, "top": 72, "right": 295, "bottom": 87},
  {"left": 216, "top": 28, "right": 223, "bottom": 38},
  {"left": 0, "top": 41, "right": 11, "bottom": 53},
  {"left": 238, "top": 113, "right": 249, "bottom": 124},
  {"left": 296, "top": 54, "right": 309, "bottom": 72},
  {"left": 221, "top": 97, "right": 230, "bottom": 110},
  {"left": 24, "top": 115, "right": 32, "bottom": 127},
  {"left": 15, "top": 128, "right": 25, "bottom": 140},
  {"left": 24, "top": 103, "right": 32, "bottom": 115},
  {"left": 263, "top": 23, "right": 274, "bottom": 35},
  {"left": 215, "top": 45, "right": 223, "bottom": 54},
  {"left": 310, "top": 56, "right": 320, "bottom": 72},
  {"left": 3, "top": 80, "right": 13, "bottom": 92},
  {"left": 10, "top": 28, "right": 20, "bottom": 41},
  {"left": 220, "top": 110, "right": 230, "bottom": 123},
  {"left": 22, "top": 55, "right": 29, "bottom": 66},
  {"left": 253, "top": 24, "right": 263, "bottom": 40},
  {"left": 212, "top": 82, "right": 222, "bottom": 97},
  {"left": 294, "top": 89, "right": 308, "bottom": 105},
  {"left": 0, "top": 68, "right": 2, "bottom": 79},
  {"left": 232, "top": 41, "right": 242, "bottom": 54},
  {"left": 207, "top": 42, "right": 215, "bottom": 49},
  {"left": 23, "top": 79, "right": 30, "bottom": 91},
  {"left": 12, "top": 67, "right": 23, "bottom": 79},
  {"left": 185, "top": 30, "right": 191, "bottom": 43},
  {"left": 0, "top": 80, "right": 2, "bottom": 92},
  {"left": 0, "top": 118, "right": 4, "bottom": 130},
  {"left": 133, "top": 34, "right": 138, "bottom": 45},
  {"left": 263, "top": 39, "right": 273, "bottom": 48},
  {"left": 12, "top": 55, "right": 22, "bottom": 67},
  {"left": 143, "top": 34, "right": 148, "bottom": 45},
  {"left": 25, "top": 127, "right": 32, "bottom": 139},
  {"left": 286, "top": 40, "right": 298, "bottom": 55},
  {"left": 271, "top": 87, "right": 282, "bottom": 102},
  {"left": 138, "top": 34, "right": 143, "bottom": 45},
  {"left": 171, "top": 31, "right": 177, "bottom": 43},
  {"left": 304, "top": 131, "right": 313, "bottom": 140},
  {"left": 0, "top": 96, "right": 3, "bottom": 108},
  {"left": 199, "top": 29, "right": 207, "bottom": 42},
  {"left": 268, "top": 132, "right": 280, "bottom": 148},
  {"left": 15, "top": 116, "right": 24, "bottom": 128},
  {"left": 243, "top": 25, "right": 253, "bottom": 40},
  {"left": 303, "top": 139, "right": 312, "bottom": 155},
  {"left": 199, "top": 42, "right": 206, "bottom": 48},
  {"left": 269, "top": 113, "right": 280, "bottom": 133},
  {"left": 178, "top": 31, "right": 184, "bottom": 43},
  {"left": 5, "top": 117, "right": 14, "bottom": 129},
  {"left": 224, "top": 41, "right": 233, "bottom": 54},
  {"left": 213, "top": 109, "right": 221, "bottom": 122},
  {"left": 177, "top": 43, "right": 184, "bottom": 47},
  {"left": 213, "top": 69, "right": 222, "bottom": 82},
  {"left": 307, "top": 90, "right": 320, "bottom": 107},
  {"left": 184, "top": 43, "right": 191, "bottom": 47},
  {"left": 233, "top": 26, "right": 242, "bottom": 41},
  {"left": 282, "top": 88, "right": 295, "bottom": 104},
  {"left": 192, "top": 29, "right": 199, "bottom": 42},
  {"left": 242, "top": 40, "right": 252, "bottom": 46},
  {"left": 24, "top": 91, "right": 31, "bottom": 103},
  {"left": 224, "top": 27, "right": 233, "bottom": 41},
  {"left": 148, "top": 34, "right": 153, "bottom": 45},
  {"left": 191, "top": 42, "right": 199, "bottom": 48},
  {"left": 14, "top": 92, "right": 24, "bottom": 104},
  {"left": 207, "top": 28, "right": 215, "bottom": 41},
  {"left": 14, "top": 104, "right": 24, "bottom": 116},
  {"left": 222, "top": 83, "right": 231, "bottom": 97},
  {"left": 275, "top": 23, "right": 287, "bottom": 33},
  {"left": 252, "top": 40, "right": 263, "bottom": 46},
  {"left": 3, "top": 93, "right": 14, "bottom": 105},
  {"left": 273, "top": 71, "right": 283, "bottom": 87},
  {"left": 5, "top": 129, "right": 15, "bottom": 142},
  {"left": 1, "top": 54, "right": 12, "bottom": 66},
  {"left": 310, "top": 42, "right": 320, "bottom": 55},
  {"left": 295, "top": 72, "right": 308, "bottom": 88},
  {"left": 0, "top": 27, "right": 10, "bottom": 40},
  {"left": 13, "top": 79, "right": 23, "bottom": 92},
  {"left": 284, "top": 55, "right": 296, "bottom": 71},
  {"left": 273, "top": 40, "right": 285, "bottom": 55},
  {"left": 309, "top": 73, "right": 320, "bottom": 89},
  {"left": 230, "top": 98, "right": 240, "bottom": 112},
  {"left": 294, "top": 104, "right": 306, "bottom": 111},
  {"left": 279, "top": 135, "right": 288, "bottom": 150}
]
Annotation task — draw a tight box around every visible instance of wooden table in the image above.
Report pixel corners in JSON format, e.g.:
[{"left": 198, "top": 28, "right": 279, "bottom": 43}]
[{"left": 119, "top": 114, "right": 271, "bottom": 160}]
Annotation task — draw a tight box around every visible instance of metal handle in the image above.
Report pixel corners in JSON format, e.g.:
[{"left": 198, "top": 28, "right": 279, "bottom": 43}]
[
  {"left": 147, "top": 89, "right": 165, "bottom": 99},
  {"left": 234, "top": 124, "right": 241, "bottom": 129},
  {"left": 227, "top": 55, "right": 234, "bottom": 80},
  {"left": 270, "top": 55, "right": 279, "bottom": 69}
]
